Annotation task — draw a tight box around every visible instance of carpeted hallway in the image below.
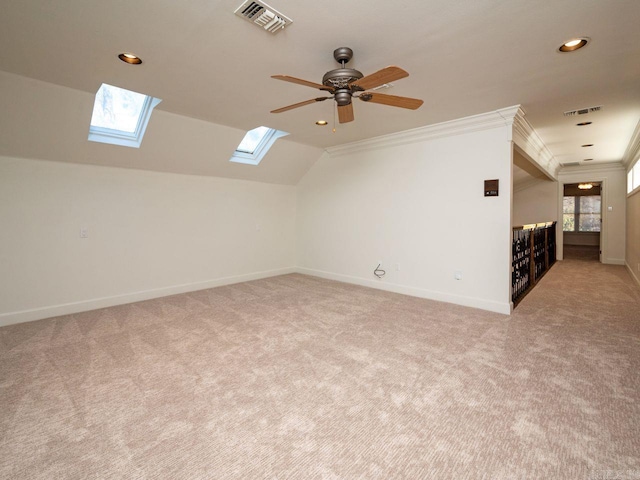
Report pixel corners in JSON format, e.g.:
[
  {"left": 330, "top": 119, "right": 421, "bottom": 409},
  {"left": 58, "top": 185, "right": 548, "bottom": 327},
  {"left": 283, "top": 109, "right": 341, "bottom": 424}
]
[{"left": 1, "top": 259, "right": 639, "bottom": 479}]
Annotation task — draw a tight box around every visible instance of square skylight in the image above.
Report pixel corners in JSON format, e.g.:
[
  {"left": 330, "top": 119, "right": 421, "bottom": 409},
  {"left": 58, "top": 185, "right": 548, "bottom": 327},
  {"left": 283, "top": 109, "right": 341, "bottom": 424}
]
[
  {"left": 88, "top": 83, "right": 161, "bottom": 148},
  {"left": 230, "top": 126, "right": 288, "bottom": 165}
]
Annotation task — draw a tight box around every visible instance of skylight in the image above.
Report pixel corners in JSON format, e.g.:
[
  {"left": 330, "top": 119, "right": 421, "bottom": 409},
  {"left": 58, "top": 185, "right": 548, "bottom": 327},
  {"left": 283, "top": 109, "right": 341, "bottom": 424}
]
[
  {"left": 230, "top": 126, "right": 288, "bottom": 165},
  {"left": 88, "top": 83, "right": 161, "bottom": 148},
  {"left": 236, "top": 126, "right": 271, "bottom": 154}
]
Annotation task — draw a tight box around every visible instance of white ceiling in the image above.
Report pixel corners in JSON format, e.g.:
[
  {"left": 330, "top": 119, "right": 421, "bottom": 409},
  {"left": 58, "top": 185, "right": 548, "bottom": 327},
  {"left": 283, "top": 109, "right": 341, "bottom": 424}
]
[{"left": 1, "top": 0, "right": 639, "bottom": 170}]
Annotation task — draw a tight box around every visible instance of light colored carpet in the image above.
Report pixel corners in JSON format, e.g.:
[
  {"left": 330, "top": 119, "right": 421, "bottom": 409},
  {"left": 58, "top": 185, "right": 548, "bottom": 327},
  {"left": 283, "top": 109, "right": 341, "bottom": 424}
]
[{"left": 1, "top": 261, "right": 639, "bottom": 479}]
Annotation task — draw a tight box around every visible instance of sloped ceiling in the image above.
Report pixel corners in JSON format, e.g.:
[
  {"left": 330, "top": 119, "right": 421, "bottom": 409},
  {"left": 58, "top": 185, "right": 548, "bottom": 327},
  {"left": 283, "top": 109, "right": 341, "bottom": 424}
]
[{"left": 1, "top": 0, "right": 639, "bottom": 174}]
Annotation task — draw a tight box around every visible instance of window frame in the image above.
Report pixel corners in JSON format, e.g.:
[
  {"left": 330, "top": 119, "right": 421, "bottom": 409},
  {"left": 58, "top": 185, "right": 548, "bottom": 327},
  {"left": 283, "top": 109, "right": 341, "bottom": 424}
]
[
  {"left": 230, "top": 127, "right": 289, "bottom": 166},
  {"left": 628, "top": 160, "right": 640, "bottom": 195}
]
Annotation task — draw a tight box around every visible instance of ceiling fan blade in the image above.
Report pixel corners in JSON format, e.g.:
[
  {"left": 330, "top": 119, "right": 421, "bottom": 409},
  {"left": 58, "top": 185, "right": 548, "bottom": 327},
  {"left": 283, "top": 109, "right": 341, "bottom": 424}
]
[
  {"left": 271, "top": 75, "right": 333, "bottom": 92},
  {"left": 359, "top": 92, "right": 424, "bottom": 110},
  {"left": 350, "top": 66, "right": 409, "bottom": 91},
  {"left": 337, "top": 103, "right": 354, "bottom": 123},
  {"left": 271, "top": 97, "right": 331, "bottom": 114}
]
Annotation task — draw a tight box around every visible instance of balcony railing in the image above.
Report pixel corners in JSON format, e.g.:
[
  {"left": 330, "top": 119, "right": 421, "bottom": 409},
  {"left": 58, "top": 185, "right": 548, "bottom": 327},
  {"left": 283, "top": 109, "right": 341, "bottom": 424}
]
[{"left": 512, "top": 221, "right": 557, "bottom": 306}]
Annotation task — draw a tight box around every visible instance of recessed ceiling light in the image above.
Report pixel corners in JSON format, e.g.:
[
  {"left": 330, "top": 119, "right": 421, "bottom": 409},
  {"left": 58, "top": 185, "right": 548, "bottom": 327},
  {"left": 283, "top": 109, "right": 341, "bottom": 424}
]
[
  {"left": 581, "top": 144, "right": 594, "bottom": 147},
  {"left": 316, "top": 120, "right": 328, "bottom": 126},
  {"left": 576, "top": 121, "right": 592, "bottom": 126},
  {"left": 118, "top": 53, "right": 142, "bottom": 65},
  {"left": 558, "top": 38, "right": 589, "bottom": 52}
]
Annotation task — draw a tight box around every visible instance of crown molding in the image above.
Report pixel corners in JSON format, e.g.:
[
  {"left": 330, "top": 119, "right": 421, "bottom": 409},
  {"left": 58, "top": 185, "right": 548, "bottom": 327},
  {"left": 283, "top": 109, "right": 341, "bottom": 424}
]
[
  {"left": 325, "top": 105, "right": 522, "bottom": 157},
  {"left": 622, "top": 119, "right": 640, "bottom": 169},
  {"left": 558, "top": 162, "right": 625, "bottom": 176},
  {"left": 511, "top": 109, "right": 559, "bottom": 180}
]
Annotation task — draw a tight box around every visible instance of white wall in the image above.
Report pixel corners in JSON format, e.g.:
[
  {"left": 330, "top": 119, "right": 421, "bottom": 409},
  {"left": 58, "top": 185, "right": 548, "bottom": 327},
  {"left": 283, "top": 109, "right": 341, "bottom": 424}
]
[
  {"left": 563, "top": 232, "right": 600, "bottom": 246},
  {"left": 513, "top": 180, "right": 558, "bottom": 226},
  {"left": 627, "top": 188, "right": 640, "bottom": 286},
  {"left": 296, "top": 118, "right": 514, "bottom": 314},
  {"left": 0, "top": 156, "right": 296, "bottom": 325},
  {"left": 557, "top": 164, "right": 626, "bottom": 264},
  {"left": 624, "top": 126, "right": 640, "bottom": 286}
]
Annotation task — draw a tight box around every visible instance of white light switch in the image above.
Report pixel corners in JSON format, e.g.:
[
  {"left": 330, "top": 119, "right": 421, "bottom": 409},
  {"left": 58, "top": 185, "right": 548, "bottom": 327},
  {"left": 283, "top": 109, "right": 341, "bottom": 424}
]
[
  {"left": 454, "top": 271, "right": 463, "bottom": 280},
  {"left": 80, "top": 227, "right": 88, "bottom": 238},
  {"left": 607, "top": 206, "right": 613, "bottom": 211}
]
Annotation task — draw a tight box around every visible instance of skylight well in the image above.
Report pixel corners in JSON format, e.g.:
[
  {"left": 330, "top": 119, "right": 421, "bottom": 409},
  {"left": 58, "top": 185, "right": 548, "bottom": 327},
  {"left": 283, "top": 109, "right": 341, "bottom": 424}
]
[
  {"left": 230, "top": 126, "right": 288, "bottom": 165},
  {"left": 88, "top": 83, "right": 161, "bottom": 148}
]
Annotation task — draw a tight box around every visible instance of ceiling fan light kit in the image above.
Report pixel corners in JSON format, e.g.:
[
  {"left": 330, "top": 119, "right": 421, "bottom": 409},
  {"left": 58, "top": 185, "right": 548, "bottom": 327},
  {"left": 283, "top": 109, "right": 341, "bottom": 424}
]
[{"left": 271, "top": 47, "right": 424, "bottom": 123}]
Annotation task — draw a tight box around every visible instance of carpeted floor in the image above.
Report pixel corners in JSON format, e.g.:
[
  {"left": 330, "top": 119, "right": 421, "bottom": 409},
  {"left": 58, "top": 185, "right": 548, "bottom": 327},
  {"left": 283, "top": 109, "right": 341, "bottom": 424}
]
[{"left": 1, "top": 260, "right": 639, "bottom": 479}]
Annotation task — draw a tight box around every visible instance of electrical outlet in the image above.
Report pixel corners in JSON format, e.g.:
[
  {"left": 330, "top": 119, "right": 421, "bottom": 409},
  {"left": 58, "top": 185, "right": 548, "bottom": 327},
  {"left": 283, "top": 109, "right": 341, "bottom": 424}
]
[{"left": 80, "top": 227, "right": 88, "bottom": 238}]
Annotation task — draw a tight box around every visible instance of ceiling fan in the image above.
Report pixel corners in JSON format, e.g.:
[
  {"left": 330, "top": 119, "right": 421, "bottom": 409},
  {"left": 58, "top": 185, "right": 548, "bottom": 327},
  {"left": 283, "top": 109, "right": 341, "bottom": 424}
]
[{"left": 271, "top": 47, "right": 424, "bottom": 123}]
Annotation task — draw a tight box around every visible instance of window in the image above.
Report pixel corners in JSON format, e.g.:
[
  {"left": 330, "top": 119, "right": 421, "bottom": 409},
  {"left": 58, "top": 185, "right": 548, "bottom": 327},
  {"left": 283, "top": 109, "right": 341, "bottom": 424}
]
[
  {"left": 629, "top": 161, "right": 640, "bottom": 194},
  {"left": 562, "top": 197, "right": 575, "bottom": 231},
  {"left": 236, "top": 126, "right": 271, "bottom": 154},
  {"left": 563, "top": 195, "right": 601, "bottom": 232},
  {"left": 230, "top": 126, "right": 288, "bottom": 165},
  {"left": 88, "top": 83, "right": 161, "bottom": 148}
]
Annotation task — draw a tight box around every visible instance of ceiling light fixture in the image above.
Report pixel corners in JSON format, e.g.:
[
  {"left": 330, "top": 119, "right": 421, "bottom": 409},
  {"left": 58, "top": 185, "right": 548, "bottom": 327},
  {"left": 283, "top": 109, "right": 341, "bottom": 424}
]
[
  {"left": 558, "top": 38, "right": 589, "bottom": 52},
  {"left": 316, "top": 120, "right": 328, "bottom": 126},
  {"left": 581, "top": 144, "right": 594, "bottom": 147},
  {"left": 118, "top": 53, "right": 142, "bottom": 65},
  {"left": 576, "top": 121, "right": 592, "bottom": 126},
  {"left": 578, "top": 183, "right": 594, "bottom": 190}
]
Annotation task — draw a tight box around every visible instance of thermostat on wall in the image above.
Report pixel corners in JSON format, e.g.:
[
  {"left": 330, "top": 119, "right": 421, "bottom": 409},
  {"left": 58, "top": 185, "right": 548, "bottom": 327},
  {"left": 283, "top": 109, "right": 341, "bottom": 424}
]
[{"left": 484, "top": 179, "right": 499, "bottom": 197}]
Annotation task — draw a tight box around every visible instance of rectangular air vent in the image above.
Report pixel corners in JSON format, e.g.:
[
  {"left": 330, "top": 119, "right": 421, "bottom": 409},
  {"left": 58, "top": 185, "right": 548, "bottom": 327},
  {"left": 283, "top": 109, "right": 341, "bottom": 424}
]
[
  {"left": 562, "top": 162, "right": 581, "bottom": 167},
  {"left": 563, "top": 105, "right": 603, "bottom": 117},
  {"left": 235, "top": 1, "right": 292, "bottom": 33}
]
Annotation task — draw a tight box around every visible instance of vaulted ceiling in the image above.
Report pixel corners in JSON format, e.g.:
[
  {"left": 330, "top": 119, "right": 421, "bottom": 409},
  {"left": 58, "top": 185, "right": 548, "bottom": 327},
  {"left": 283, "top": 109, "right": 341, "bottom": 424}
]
[{"left": 1, "top": 0, "right": 639, "bottom": 171}]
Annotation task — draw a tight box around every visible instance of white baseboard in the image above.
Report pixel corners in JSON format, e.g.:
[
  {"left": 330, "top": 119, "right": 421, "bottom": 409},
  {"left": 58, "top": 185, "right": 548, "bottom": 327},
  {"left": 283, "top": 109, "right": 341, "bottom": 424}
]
[
  {"left": 604, "top": 258, "right": 625, "bottom": 265},
  {"left": 626, "top": 262, "right": 640, "bottom": 289},
  {"left": 296, "top": 267, "right": 512, "bottom": 315},
  {"left": 0, "top": 267, "right": 296, "bottom": 327}
]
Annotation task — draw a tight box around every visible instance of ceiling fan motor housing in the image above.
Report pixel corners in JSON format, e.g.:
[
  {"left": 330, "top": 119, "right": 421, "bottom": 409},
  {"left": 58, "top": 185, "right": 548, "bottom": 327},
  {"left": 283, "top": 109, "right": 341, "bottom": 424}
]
[
  {"left": 322, "top": 46, "right": 363, "bottom": 97},
  {"left": 322, "top": 68, "right": 363, "bottom": 90}
]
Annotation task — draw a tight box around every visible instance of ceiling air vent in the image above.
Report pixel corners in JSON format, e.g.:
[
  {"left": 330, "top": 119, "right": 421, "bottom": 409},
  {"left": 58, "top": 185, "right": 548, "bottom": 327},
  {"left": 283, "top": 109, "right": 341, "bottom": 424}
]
[
  {"left": 234, "top": 1, "right": 292, "bottom": 33},
  {"left": 562, "top": 162, "right": 581, "bottom": 167},
  {"left": 563, "top": 105, "right": 602, "bottom": 117}
]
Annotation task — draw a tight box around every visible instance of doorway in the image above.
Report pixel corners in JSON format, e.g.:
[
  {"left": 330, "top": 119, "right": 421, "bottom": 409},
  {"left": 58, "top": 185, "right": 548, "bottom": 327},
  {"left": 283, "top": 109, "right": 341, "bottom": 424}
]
[{"left": 562, "top": 182, "right": 601, "bottom": 261}]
